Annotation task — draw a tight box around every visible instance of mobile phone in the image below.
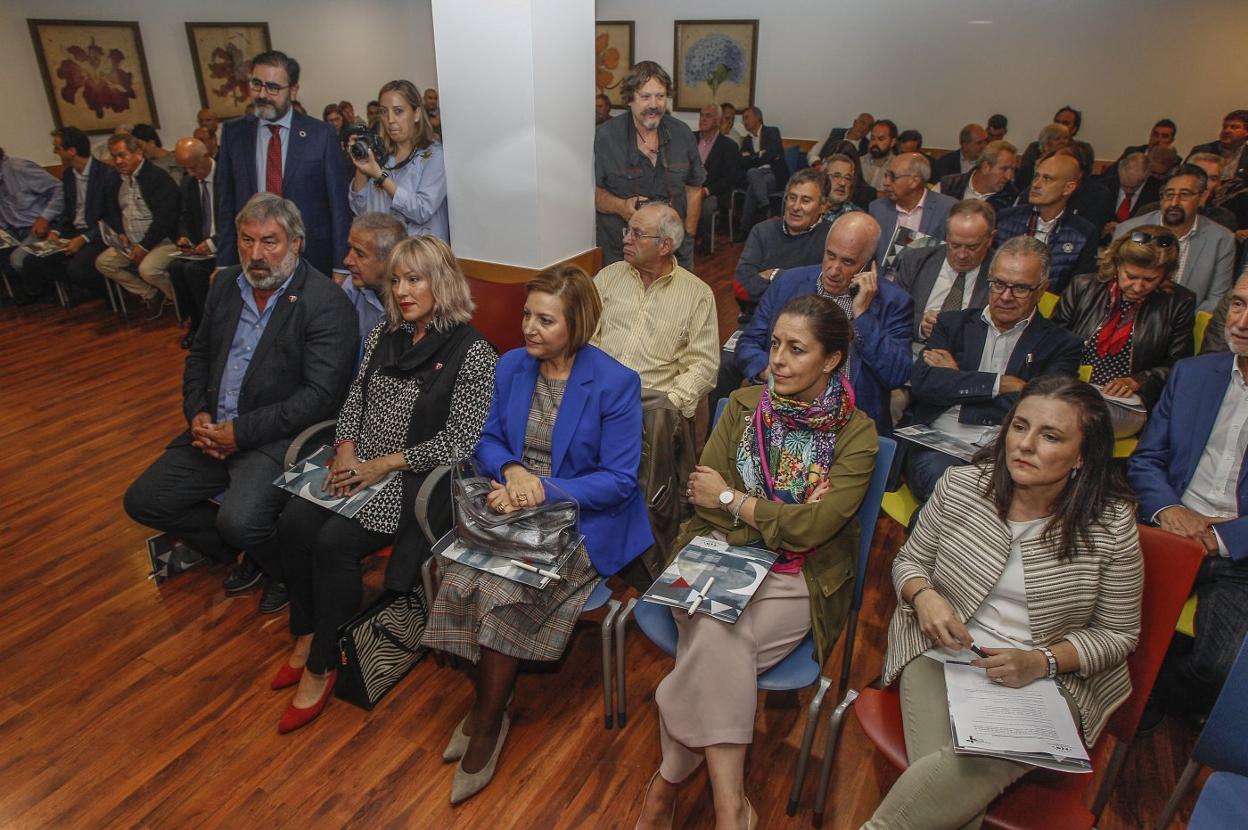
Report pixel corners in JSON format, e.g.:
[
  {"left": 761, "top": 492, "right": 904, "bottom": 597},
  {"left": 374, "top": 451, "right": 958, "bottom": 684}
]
[{"left": 848, "top": 282, "right": 860, "bottom": 299}]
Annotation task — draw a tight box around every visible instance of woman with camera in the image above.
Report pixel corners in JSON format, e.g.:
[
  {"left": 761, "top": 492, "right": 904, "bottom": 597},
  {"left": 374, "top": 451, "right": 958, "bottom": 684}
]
[{"left": 348, "top": 79, "right": 449, "bottom": 241}]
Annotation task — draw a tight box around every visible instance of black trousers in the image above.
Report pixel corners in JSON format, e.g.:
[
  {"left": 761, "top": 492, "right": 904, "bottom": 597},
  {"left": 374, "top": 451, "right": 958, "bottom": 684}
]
[
  {"left": 168, "top": 257, "right": 214, "bottom": 333},
  {"left": 123, "top": 441, "right": 290, "bottom": 571},
  {"left": 278, "top": 496, "right": 391, "bottom": 673},
  {"left": 17, "top": 240, "right": 108, "bottom": 297}
]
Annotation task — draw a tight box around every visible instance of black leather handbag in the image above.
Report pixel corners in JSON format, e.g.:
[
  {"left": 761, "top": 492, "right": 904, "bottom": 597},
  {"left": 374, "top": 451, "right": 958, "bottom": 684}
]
[
  {"left": 451, "top": 460, "right": 579, "bottom": 565},
  {"left": 335, "top": 587, "right": 427, "bottom": 710}
]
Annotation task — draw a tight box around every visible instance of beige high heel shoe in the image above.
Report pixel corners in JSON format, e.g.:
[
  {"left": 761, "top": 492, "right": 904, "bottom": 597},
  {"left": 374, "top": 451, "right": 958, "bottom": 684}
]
[
  {"left": 634, "top": 770, "right": 676, "bottom": 830},
  {"left": 450, "top": 713, "right": 510, "bottom": 805},
  {"left": 442, "top": 715, "right": 470, "bottom": 763}
]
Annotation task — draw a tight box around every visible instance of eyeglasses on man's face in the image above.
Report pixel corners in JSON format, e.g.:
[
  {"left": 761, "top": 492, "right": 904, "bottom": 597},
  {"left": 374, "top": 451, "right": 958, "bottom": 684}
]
[
  {"left": 249, "top": 78, "right": 292, "bottom": 95},
  {"left": 987, "top": 279, "right": 1042, "bottom": 298},
  {"left": 622, "top": 227, "right": 661, "bottom": 241},
  {"left": 883, "top": 170, "right": 919, "bottom": 182}
]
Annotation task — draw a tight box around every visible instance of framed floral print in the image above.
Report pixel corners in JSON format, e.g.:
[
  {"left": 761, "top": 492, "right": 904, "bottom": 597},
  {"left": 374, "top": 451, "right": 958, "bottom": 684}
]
[
  {"left": 672, "top": 20, "right": 759, "bottom": 112},
  {"left": 185, "top": 22, "right": 273, "bottom": 119},
  {"left": 595, "top": 21, "right": 634, "bottom": 108}
]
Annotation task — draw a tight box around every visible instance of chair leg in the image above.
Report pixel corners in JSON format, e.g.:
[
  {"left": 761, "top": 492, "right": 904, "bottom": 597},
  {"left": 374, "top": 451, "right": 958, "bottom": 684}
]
[
  {"left": 615, "top": 598, "right": 636, "bottom": 727},
  {"left": 710, "top": 211, "right": 717, "bottom": 255},
  {"left": 786, "top": 675, "right": 832, "bottom": 816},
  {"left": 1155, "top": 759, "right": 1201, "bottom": 830},
  {"left": 1090, "top": 740, "right": 1130, "bottom": 819},
  {"left": 600, "top": 598, "right": 621, "bottom": 729},
  {"left": 837, "top": 610, "right": 860, "bottom": 703},
  {"left": 812, "top": 689, "right": 860, "bottom": 828}
]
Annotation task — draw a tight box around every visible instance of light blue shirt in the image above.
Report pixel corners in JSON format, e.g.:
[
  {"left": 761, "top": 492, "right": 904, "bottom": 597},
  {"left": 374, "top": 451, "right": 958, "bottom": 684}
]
[
  {"left": 254, "top": 108, "right": 294, "bottom": 193},
  {"left": 340, "top": 278, "right": 387, "bottom": 339},
  {"left": 0, "top": 155, "right": 64, "bottom": 232},
  {"left": 216, "top": 270, "right": 296, "bottom": 423},
  {"left": 347, "top": 141, "right": 449, "bottom": 241}
]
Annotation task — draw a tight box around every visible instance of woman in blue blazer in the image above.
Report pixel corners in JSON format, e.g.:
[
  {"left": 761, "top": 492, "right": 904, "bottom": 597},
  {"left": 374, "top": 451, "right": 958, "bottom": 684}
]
[{"left": 422, "top": 264, "right": 653, "bottom": 805}]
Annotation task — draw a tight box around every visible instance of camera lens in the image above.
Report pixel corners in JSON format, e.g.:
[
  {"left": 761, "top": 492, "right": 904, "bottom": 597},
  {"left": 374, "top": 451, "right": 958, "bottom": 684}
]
[{"left": 349, "top": 141, "right": 367, "bottom": 160}]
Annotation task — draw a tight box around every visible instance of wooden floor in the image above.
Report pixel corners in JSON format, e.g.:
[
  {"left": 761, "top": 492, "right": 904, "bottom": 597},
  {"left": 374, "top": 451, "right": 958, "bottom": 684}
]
[{"left": 0, "top": 241, "right": 1202, "bottom": 829}]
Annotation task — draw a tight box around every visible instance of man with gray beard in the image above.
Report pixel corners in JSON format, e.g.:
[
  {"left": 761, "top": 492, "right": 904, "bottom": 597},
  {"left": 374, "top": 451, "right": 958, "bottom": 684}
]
[{"left": 124, "top": 193, "right": 358, "bottom": 613}]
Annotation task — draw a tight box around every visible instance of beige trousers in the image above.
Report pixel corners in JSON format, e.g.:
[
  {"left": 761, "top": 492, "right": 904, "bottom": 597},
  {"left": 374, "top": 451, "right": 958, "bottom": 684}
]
[
  {"left": 654, "top": 570, "right": 811, "bottom": 784},
  {"left": 863, "top": 655, "right": 1078, "bottom": 830},
  {"left": 95, "top": 242, "right": 180, "bottom": 301}
]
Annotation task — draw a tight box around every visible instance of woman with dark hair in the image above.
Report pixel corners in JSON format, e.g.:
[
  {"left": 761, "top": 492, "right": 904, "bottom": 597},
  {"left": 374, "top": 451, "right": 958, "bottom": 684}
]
[
  {"left": 864, "top": 376, "right": 1143, "bottom": 829},
  {"left": 269, "top": 236, "right": 495, "bottom": 733},
  {"left": 1053, "top": 225, "right": 1195, "bottom": 430},
  {"left": 636, "top": 295, "right": 878, "bottom": 830},
  {"left": 348, "top": 79, "right": 448, "bottom": 240},
  {"left": 423, "top": 264, "right": 653, "bottom": 804}
]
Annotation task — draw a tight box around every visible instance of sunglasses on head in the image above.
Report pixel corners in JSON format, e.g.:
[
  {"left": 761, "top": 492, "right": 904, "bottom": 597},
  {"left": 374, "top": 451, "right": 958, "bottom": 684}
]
[{"left": 1127, "top": 230, "right": 1177, "bottom": 248}]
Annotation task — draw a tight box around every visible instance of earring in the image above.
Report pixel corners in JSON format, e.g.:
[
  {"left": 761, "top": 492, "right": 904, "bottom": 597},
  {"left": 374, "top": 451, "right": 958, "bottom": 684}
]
[{"left": 1070, "top": 466, "right": 1080, "bottom": 480}]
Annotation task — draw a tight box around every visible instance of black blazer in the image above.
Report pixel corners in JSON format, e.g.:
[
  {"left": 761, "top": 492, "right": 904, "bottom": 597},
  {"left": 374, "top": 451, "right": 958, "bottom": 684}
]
[
  {"left": 1066, "top": 179, "right": 1116, "bottom": 235},
  {"left": 703, "top": 133, "right": 739, "bottom": 204},
  {"left": 180, "top": 259, "right": 359, "bottom": 458},
  {"left": 740, "top": 125, "right": 787, "bottom": 183},
  {"left": 894, "top": 244, "right": 994, "bottom": 341},
  {"left": 814, "top": 127, "right": 869, "bottom": 160},
  {"left": 1094, "top": 171, "right": 1161, "bottom": 222},
  {"left": 938, "top": 171, "right": 1018, "bottom": 213},
  {"left": 177, "top": 173, "right": 214, "bottom": 245},
  {"left": 55, "top": 159, "right": 116, "bottom": 241},
  {"left": 911, "top": 307, "right": 1082, "bottom": 427},
  {"left": 1052, "top": 273, "right": 1196, "bottom": 410},
  {"left": 102, "top": 161, "right": 180, "bottom": 251},
  {"left": 929, "top": 150, "right": 966, "bottom": 184},
  {"left": 1192, "top": 140, "right": 1248, "bottom": 181}
]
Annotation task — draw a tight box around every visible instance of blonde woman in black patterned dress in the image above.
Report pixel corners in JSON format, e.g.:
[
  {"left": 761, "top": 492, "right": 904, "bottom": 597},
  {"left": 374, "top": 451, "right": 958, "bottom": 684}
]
[
  {"left": 422, "top": 265, "right": 654, "bottom": 804},
  {"left": 269, "top": 235, "right": 496, "bottom": 733}
]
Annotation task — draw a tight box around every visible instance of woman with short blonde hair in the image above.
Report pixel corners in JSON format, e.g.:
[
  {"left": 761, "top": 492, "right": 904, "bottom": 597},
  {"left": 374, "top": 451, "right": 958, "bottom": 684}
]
[{"left": 383, "top": 235, "right": 475, "bottom": 332}]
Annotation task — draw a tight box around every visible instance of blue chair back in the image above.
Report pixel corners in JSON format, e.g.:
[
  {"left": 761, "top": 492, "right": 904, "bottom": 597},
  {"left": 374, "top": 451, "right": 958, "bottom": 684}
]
[
  {"left": 783, "top": 144, "right": 804, "bottom": 178},
  {"left": 713, "top": 397, "right": 728, "bottom": 429},
  {"left": 1189, "top": 772, "right": 1248, "bottom": 829},
  {"left": 1193, "top": 633, "right": 1248, "bottom": 776},
  {"left": 852, "top": 437, "right": 895, "bottom": 613}
]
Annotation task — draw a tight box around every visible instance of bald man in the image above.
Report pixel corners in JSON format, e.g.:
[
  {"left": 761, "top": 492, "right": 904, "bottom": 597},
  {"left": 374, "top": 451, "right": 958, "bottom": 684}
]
[
  {"left": 993, "top": 152, "right": 1098, "bottom": 293},
  {"left": 169, "top": 137, "right": 218, "bottom": 347},
  {"left": 729, "top": 212, "right": 915, "bottom": 434},
  {"left": 695, "top": 103, "right": 739, "bottom": 254}
]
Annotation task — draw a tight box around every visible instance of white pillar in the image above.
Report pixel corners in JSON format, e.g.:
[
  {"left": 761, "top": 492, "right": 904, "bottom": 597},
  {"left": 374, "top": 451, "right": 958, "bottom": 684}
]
[{"left": 432, "top": 0, "right": 595, "bottom": 269}]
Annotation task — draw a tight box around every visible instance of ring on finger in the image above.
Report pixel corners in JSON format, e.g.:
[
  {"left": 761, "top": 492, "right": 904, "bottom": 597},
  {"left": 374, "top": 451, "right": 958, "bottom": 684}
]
[{"left": 991, "top": 677, "right": 1004, "bottom": 685}]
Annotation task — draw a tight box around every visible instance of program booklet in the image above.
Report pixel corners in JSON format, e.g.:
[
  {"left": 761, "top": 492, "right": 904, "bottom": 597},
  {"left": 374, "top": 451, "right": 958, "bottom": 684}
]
[
  {"left": 895, "top": 424, "right": 998, "bottom": 463},
  {"left": 97, "top": 220, "right": 129, "bottom": 254},
  {"left": 431, "top": 529, "right": 582, "bottom": 590},
  {"left": 0, "top": 228, "right": 20, "bottom": 249},
  {"left": 641, "top": 535, "right": 779, "bottom": 624},
  {"left": 882, "top": 225, "right": 940, "bottom": 273},
  {"left": 945, "top": 660, "right": 1091, "bottom": 773},
  {"left": 21, "top": 238, "right": 69, "bottom": 257},
  {"left": 273, "top": 444, "right": 395, "bottom": 519}
]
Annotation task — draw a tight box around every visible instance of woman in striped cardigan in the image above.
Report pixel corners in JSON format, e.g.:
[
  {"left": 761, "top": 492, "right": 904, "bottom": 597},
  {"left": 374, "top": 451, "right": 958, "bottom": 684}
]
[{"left": 866, "top": 376, "right": 1143, "bottom": 830}]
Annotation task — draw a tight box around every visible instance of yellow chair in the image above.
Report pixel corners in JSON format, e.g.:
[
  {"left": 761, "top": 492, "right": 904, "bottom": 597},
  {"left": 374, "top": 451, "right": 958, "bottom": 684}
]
[
  {"left": 1177, "top": 595, "right": 1197, "bottom": 637},
  {"left": 881, "top": 485, "right": 920, "bottom": 528},
  {"left": 1194, "top": 310, "right": 1212, "bottom": 353},
  {"left": 1037, "top": 291, "right": 1059, "bottom": 318}
]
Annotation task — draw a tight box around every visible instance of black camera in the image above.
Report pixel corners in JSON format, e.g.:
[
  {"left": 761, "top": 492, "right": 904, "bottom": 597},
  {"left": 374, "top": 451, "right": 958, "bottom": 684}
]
[{"left": 344, "top": 124, "right": 388, "bottom": 164}]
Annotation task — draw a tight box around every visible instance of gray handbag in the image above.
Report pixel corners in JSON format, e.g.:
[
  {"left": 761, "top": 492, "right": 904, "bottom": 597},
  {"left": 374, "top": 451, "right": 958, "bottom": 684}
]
[{"left": 451, "top": 459, "right": 579, "bottom": 565}]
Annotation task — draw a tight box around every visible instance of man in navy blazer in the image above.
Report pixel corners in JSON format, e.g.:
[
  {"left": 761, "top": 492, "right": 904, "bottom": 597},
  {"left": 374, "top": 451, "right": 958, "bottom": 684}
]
[
  {"left": 734, "top": 213, "right": 913, "bottom": 435},
  {"left": 125, "top": 193, "right": 358, "bottom": 607},
  {"left": 214, "top": 50, "right": 349, "bottom": 279},
  {"left": 1128, "top": 270, "right": 1248, "bottom": 715},
  {"left": 905, "top": 236, "right": 1082, "bottom": 500},
  {"left": 736, "top": 107, "right": 788, "bottom": 236},
  {"left": 17, "top": 126, "right": 115, "bottom": 298},
  {"left": 868, "top": 152, "right": 957, "bottom": 272}
]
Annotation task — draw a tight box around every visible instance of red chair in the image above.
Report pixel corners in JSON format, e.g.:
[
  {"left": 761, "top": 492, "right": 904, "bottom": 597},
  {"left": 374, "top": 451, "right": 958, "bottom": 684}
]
[{"left": 817, "top": 525, "right": 1203, "bottom": 829}]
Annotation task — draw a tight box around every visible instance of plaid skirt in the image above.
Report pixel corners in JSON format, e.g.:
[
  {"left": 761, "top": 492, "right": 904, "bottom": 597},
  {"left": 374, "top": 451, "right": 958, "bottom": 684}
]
[{"left": 421, "top": 541, "right": 599, "bottom": 662}]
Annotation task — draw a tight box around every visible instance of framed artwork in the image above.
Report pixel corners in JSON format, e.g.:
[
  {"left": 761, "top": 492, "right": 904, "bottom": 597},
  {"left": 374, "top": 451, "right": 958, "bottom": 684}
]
[
  {"left": 672, "top": 19, "right": 759, "bottom": 113},
  {"left": 595, "top": 21, "right": 634, "bottom": 107},
  {"left": 28, "top": 19, "right": 159, "bottom": 134},
  {"left": 185, "top": 22, "right": 272, "bottom": 119}
]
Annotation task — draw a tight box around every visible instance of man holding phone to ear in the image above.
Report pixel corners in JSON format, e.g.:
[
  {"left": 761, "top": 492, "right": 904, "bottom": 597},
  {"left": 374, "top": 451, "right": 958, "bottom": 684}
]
[{"left": 730, "top": 212, "right": 914, "bottom": 434}]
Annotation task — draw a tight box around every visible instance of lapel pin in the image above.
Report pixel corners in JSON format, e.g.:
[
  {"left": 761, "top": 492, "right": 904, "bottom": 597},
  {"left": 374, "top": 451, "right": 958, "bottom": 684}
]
[
  {"left": 287, "top": 294, "right": 297, "bottom": 303},
  {"left": 298, "top": 130, "right": 307, "bottom": 138},
  {"left": 434, "top": 362, "right": 443, "bottom": 370},
  {"left": 1062, "top": 242, "right": 1074, "bottom": 253}
]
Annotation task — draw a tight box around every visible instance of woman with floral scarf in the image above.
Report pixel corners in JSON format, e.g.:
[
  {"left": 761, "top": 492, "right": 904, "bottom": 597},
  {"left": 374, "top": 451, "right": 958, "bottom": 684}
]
[{"left": 635, "top": 294, "right": 879, "bottom": 830}]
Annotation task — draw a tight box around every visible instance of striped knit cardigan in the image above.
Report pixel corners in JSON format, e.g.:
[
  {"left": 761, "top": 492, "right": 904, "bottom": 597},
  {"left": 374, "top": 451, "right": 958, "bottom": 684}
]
[{"left": 884, "top": 464, "right": 1143, "bottom": 745}]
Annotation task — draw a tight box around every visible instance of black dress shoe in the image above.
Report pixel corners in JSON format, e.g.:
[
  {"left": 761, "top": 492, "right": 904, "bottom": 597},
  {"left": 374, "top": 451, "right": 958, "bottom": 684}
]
[
  {"left": 223, "top": 557, "right": 264, "bottom": 593},
  {"left": 259, "top": 581, "right": 290, "bottom": 614}
]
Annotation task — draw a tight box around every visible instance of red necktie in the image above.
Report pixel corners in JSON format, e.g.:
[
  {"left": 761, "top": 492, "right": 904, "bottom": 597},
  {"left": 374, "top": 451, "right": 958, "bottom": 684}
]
[
  {"left": 265, "top": 124, "right": 283, "bottom": 195},
  {"left": 1116, "top": 190, "right": 1134, "bottom": 223}
]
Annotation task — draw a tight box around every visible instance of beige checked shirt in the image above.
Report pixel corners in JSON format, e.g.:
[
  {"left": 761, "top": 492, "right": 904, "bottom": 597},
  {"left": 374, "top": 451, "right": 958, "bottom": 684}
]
[{"left": 591, "top": 259, "right": 719, "bottom": 419}]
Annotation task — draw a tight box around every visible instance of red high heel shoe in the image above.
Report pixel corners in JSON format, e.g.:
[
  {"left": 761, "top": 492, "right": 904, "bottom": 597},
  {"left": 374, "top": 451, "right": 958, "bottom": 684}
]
[
  {"left": 278, "top": 671, "right": 336, "bottom": 734},
  {"left": 270, "top": 661, "right": 305, "bottom": 690}
]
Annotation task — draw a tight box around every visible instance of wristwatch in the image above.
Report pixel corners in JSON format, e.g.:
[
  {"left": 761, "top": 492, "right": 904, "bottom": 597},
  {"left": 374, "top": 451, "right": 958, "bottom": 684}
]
[
  {"left": 718, "top": 489, "right": 736, "bottom": 510},
  {"left": 373, "top": 171, "right": 390, "bottom": 187}
]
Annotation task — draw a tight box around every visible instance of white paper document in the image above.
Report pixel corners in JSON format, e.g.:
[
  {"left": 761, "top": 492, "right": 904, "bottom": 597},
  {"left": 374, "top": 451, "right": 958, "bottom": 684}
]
[{"left": 944, "top": 661, "right": 1091, "bottom": 773}]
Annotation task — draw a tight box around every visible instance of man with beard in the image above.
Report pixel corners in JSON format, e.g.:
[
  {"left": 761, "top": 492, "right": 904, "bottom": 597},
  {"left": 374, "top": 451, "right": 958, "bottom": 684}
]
[
  {"left": 861, "top": 119, "right": 898, "bottom": 192},
  {"left": 936, "top": 139, "right": 1019, "bottom": 213},
  {"left": 1116, "top": 164, "right": 1235, "bottom": 313},
  {"left": 595, "top": 60, "right": 704, "bottom": 268},
  {"left": 820, "top": 153, "right": 865, "bottom": 222},
  {"left": 595, "top": 94, "right": 612, "bottom": 126},
  {"left": 124, "top": 193, "right": 358, "bottom": 611},
  {"left": 1117, "top": 118, "right": 1176, "bottom": 162},
  {"left": 215, "top": 50, "right": 350, "bottom": 279}
]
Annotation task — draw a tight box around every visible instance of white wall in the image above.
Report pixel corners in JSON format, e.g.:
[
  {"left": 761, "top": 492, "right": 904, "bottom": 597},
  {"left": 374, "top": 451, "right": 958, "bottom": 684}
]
[
  {"left": 0, "top": 0, "right": 437, "bottom": 164},
  {"left": 597, "top": 0, "right": 1248, "bottom": 160}
]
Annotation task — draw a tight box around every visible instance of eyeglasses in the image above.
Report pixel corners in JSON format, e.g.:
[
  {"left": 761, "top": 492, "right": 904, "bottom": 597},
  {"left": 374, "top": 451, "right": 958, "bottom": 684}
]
[
  {"left": 1127, "top": 230, "right": 1178, "bottom": 248},
  {"left": 249, "top": 78, "right": 292, "bottom": 94},
  {"left": 1160, "top": 189, "right": 1201, "bottom": 201},
  {"left": 827, "top": 172, "right": 855, "bottom": 182},
  {"left": 987, "top": 279, "right": 1043, "bottom": 298},
  {"left": 882, "top": 171, "right": 919, "bottom": 181},
  {"left": 622, "top": 227, "right": 661, "bottom": 241}
]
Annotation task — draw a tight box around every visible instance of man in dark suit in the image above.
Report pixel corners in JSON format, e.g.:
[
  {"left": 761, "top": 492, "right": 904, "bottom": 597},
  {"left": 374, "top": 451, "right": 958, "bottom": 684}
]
[
  {"left": 1190, "top": 110, "right": 1248, "bottom": 183},
  {"left": 694, "top": 103, "right": 738, "bottom": 255},
  {"left": 906, "top": 236, "right": 1082, "bottom": 500},
  {"left": 895, "top": 199, "right": 996, "bottom": 348},
  {"left": 215, "top": 50, "right": 350, "bottom": 279},
  {"left": 1116, "top": 118, "right": 1177, "bottom": 162},
  {"left": 937, "top": 139, "right": 1019, "bottom": 213},
  {"left": 929, "top": 123, "right": 988, "bottom": 184},
  {"left": 124, "top": 193, "right": 358, "bottom": 611},
  {"left": 17, "top": 126, "right": 115, "bottom": 300},
  {"left": 1128, "top": 270, "right": 1248, "bottom": 718},
  {"left": 734, "top": 212, "right": 913, "bottom": 435},
  {"left": 169, "top": 137, "right": 218, "bottom": 349},
  {"left": 735, "top": 106, "right": 788, "bottom": 237},
  {"left": 94, "top": 132, "right": 182, "bottom": 315},
  {"left": 868, "top": 152, "right": 957, "bottom": 271},
  {"left": 808, "top": 112, "right": 874, "bottom": 167}
]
